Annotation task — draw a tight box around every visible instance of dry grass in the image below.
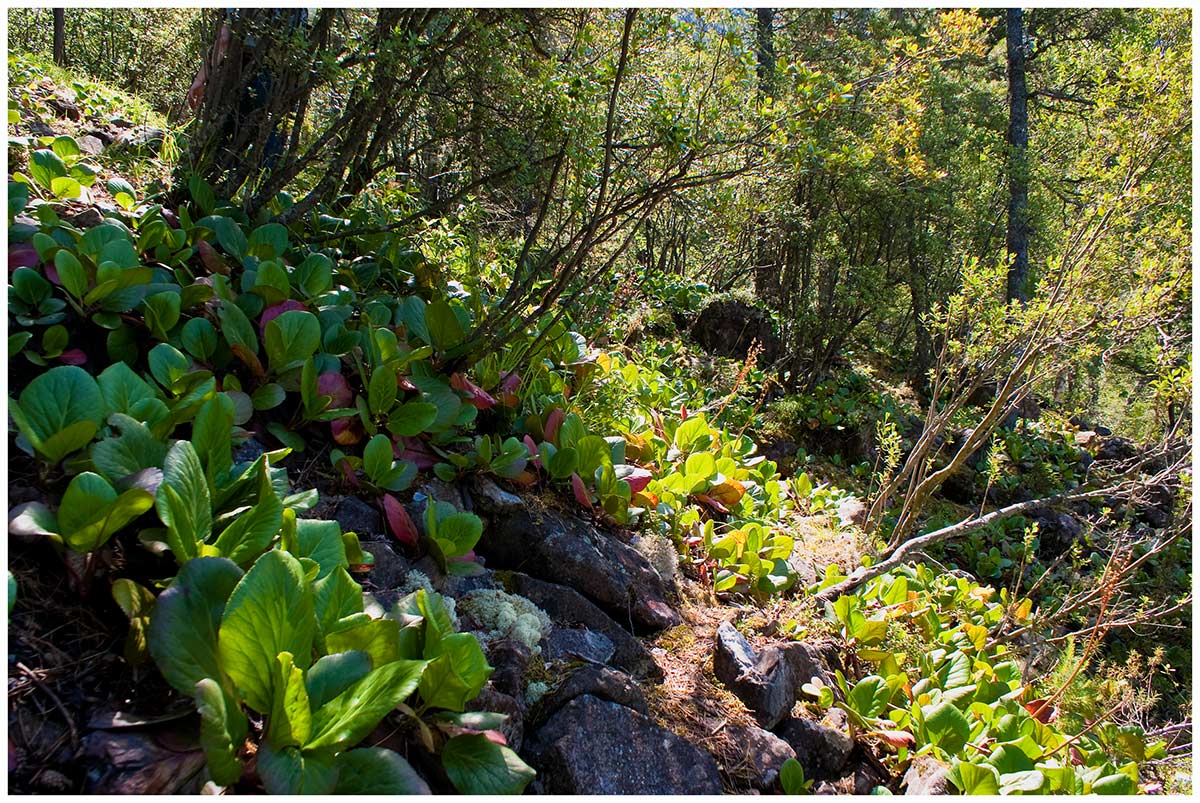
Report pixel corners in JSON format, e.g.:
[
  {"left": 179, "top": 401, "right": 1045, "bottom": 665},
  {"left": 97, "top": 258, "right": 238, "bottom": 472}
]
[{"left": 641, "top": 592, "right": 773, "bottom": 793}]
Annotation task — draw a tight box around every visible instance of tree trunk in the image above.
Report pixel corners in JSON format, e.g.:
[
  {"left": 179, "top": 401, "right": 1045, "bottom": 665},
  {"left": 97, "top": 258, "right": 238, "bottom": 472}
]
[
  {"left": 52, "top": 9, "right": 66, "bottom": 67},
  {"left": 1005, "top": 8, "right": 1030, "bottom": 303},
  {"left": 751, "top": 8, "right": 777, "bottom": 305}
]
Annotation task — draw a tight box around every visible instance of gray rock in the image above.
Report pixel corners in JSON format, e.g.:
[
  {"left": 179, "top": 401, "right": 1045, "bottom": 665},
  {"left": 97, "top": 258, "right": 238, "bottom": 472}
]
[
  {"left": 481, "top": 506, "right": 678, "bottom": 631},
  {"left": 66, "top": 207, "right": 103, "bottom": 229},
  {"left": 77, "top": 135, "right": 104, "bottom": 156},
  {"left": 334, "top": 496, "right": 384, "bottom": 541},
  {"left": 779, "top": 640, "right": 838, "bottom": 688},
  {"left": 410, "top": 555, "right": 496, "bottom": 598},
  {"left": 113, "top": 126, "right": 165, "bottom": 152},
  {"left": 465, "top": 685, "right": 524, "bottom": 753},
  {"left": 775, "top": 715, "right": 853, "bottom": 782},
  {"left": 903, "top": 754, "right": 952, "bottom": 795},
  {"left": 109, "top": 116, "right": 134, "bottom": 128},
  {"left": 468, "top": 475, "right": 524, "bottom": 516},
  {"left": 507, "top": 572, "right": 662, "bottom": 680},
  {"left": 26, "top": 117, "right": 56, "bottom": 137},
  {"left": 484, "top": 639, "right": 533, "bottom": 700},
  {"left": 533, "top": 665, "right": 648, "bottom": 726},
  {"left": 525, "top": 695, "right": 722, "bottom": 794},
  {"left": 1095, "top": 436, "right": 1137, "bottom": 463},
  {"left": 232, "top": 437, "right": 267, "bottom": 465},
  {"left": 544, "top": 627, "right": 614, "bottom": 665},
  {"left": 1032, "top": 509, "right": 1085, "bottom": 557},
  {"left": 361, "top": 541, "right": 410, "bottom": 592},
  {"left": 1074, "top": 430, "right": 1100, "bottom": 447},
  {"left": 713, "top": 622, "right": 796, "bottom": 729},
  {"left": 725, "top": 724, "right": 796, "bottom": 790},
  {"left": 690, "top": 298, "right": 780, "bottom": 363},
  {"left": 787, "top": 553, "right": 818, "bottom": 588}
]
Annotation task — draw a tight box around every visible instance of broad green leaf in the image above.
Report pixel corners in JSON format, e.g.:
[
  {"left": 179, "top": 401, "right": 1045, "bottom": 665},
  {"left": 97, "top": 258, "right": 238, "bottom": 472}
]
[
  {"left": 248, "top": 222, "right": 289, "bottom": 260},
  {"left": 441, "top": 733, "right": 536, "bottom": 795},
  {"left": 112, "top": 578, "right": 156, "bottom": 665},
  {"left": 425, "top": 299, "right": 464, "bottom": 350},
  {"left": 305, "top": 651, "right": 372, "bottom": 711},
  {"left": 54, "top": 249, "right": 87, "bottom": 299},
  {"left": 434, "top": 511, "right": 483, "bottom": 558},
  {"left": 386, "top": 401, "right": 438, "bottom": 437},
  {"left": 779, "top": 757, "right": 808, "bottom": 794},
  {"left": 195, "top": 677, "right": 247, "bottom": 786},
  {"left": 363, "top": 434, "right": 394, "bottom": 484},
  {"left": 91, "top": 414, "right": 167, "bottom": 483},
  {"left": 148, "top": 342, "right": 191, "bottom": 391},
  {"left": 1000, "top": 769, "right": 1046, "bottom": 794},
  {"left": 267, "top": 651, "right": 312, "bottom": 749},
  {"left": 29, "top": 149, "right": 67, "bottom": 189},
  {"left": 314, "top": 566, "right": 364, "bottom": 636},
  {"left": 198, "top": 216, "right": 247, "bottom": 261},
  {"left": 333, "top": 747, "right": 431, "bottom": 794},
  {"left": 143, "top": 291, "right": 182, "bottom": 340},
  {"left": 156, "top": 440, "right": 212, "bottom": 562},
  {"left": 417, "top": 632, "right": 491, "bottom": 712},
  {"left": 949, "top": 761, "right": 1001, "bottom": 795},
  {"left": 219, "top": 550, "right": 316, "bottom": 712},
  {"left": 98, "top": 361, "right": 157, "bottom": 418},
  {"left": 13, "top": 365, "right": 104, "bottom": 462},
  {"left": 923, "top": 701, "right": 971, "bottom": 754},
  {"left": 191, "top": 395, "right": 234, "bottom": 493},
  {"left": 1090, "top": 773, "right": 1136, "bottom": 795},
  {"left": 59, "top": 471, "right": 154, "bottom": 552},
  {"left": 147, "top": 557, "right": 244, "bottom": 695},
  {"left": 305, "top": 658, "right": 428, "bottom": 752},
  {"left": 294, "top": 252, "right": 333, "bottom": 298},
  {"left": 264, "top": 310, "right": 320, "bottom": 373},
  {"left": 369, "top": 364, "right": 397, "bottom": 416},
  {"left": 257, "top": 743, "right": 337, "bottom": 795},
  {"left": 218, "top": 299, "right": 258, "bottom": 354},
  {"left": 181, "top": 317, "right": 219, "bottom": 361},
  {"left": 326, "top": 617, "right": 400, "bottom": 668},
  {"left": 211, "top": 459, "right": 283, "bottom": 565}
]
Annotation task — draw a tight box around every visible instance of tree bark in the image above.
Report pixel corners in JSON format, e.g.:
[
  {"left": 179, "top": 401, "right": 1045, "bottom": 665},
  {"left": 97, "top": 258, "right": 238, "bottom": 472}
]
[
  {"left": 52, "top": 9, "right": 66, "bottom": 67},
  {"left": 751, "top": 8, "right": 777, "bottom": 305},
  {"left": 1005, "top": 8, "right": 1030, "bottom": 303}
]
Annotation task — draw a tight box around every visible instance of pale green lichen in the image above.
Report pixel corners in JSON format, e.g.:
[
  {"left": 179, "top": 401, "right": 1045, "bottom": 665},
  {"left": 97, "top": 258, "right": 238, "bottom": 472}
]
[
  {"left": 525, "top": 681, "right": 550, "bottom": 705},
  {"left": 634, "top": 533, "right": 679, "bottom": 584},
  {"left": 458, "top": 589, "right": 553, "bottom": 652}
]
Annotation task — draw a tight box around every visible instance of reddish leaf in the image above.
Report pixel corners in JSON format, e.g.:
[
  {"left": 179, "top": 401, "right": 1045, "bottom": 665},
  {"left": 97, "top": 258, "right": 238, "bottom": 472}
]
[
  {"left": 869, "top": 729, "right": 916, "bottom": 749},
  {"left": 317, "top": 372, "right": 353, "bottom": 408},
  {"left": 337, "top": 458, "right": 359, "bottom": 488},
  {"left": 451, "top": 373, "right": 496, "bottom": 410},
  {"left": 397, "top": 436, "right": 438, "bottom": 470},
  {"left": 694, "top": 493, "right": 730, "bottom": 514},
  {"left": 544, "top": 408, "right": 565, "bottom": 446},
  {"left": 631, "top": 490, "right": 659, "bottom": 508},
  {"left": 499, "top": 371, "right": 521, "bottom": 393},
  {"left": 680, "top": 404, "right": 688, "bottom": 420},
  {"left": 397, "top": 375, "right": 418, "bottom": 392},
  {"left": 623, "top": 467, "right": 654, "bottom": 494},
  {"left": 383, "top": 494, "right": 419, "bottom": 547},
  {"left": 259, "top": 299, "right": 306, "bottom": 332},
  {"left": 511, "top": 470, "right": 538, "bottom": 487},
  {"left": 9, "top": 243, "right": 39, "bottom": 271},
  {"left": 570, "top": 473, "right": 593, "bottom": 511},
  {"left": 707, "top": 479, "right": 745, "bottom": 509},
  {"left": 195, "top": 239, "right": 229, "bottom": 275},
  {"left": 44, "top": 262, "right": 60, "bottom": 285},
  {"left": 230, "top": 344, "right": 266, "bottom": 379},
  {"left": 58, "top": 349, "right": 87, "bottom": 366},
  {"left": 331, "top": 417, "right": 364, "bottom": 446},
  {"left": 1023, "top": 699, "right": 1056, "bottom": 723}
]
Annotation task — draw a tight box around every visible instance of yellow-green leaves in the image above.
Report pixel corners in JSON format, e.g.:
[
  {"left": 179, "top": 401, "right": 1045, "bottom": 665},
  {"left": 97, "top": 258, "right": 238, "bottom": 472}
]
[
  {"left": 305, "top": 658, "right": 427, "bottom": 752},
  {"left": 441, "top": 733, "right": 535, "bottom": 795},
  {"left": 58, "top": 471, "right": 154, "bottom": 552},
  {"left": 156, "top": 440, "right": 212, "bottom": 563}
]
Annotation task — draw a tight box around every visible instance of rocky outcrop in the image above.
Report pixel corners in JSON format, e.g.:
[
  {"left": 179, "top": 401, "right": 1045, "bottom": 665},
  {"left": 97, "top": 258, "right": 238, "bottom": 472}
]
[
  {"left": 713, "top": 621, "right": 797, "bottom": 729},
  {"left": 531, "top": 665, "right": 648, "bottom": 726},
  {"left": 902, "top": 754, "right": 953, "bottom": 795},
  {"left": 480, "top": 506, "right": 678, "bottom": 631},
  {"left": 690, "top": 298, "right": 779, "bottom": 363},
  {"left": 725, "top": 724, "right": 797, "bottom": 790},
  {"left": 525, "top": 695, "right": 723, "bottom": 794},
  {"left": 506, "top": 573, "right": 662, "bottom": 679},
  {"left": 775, "top": 714, "right": 855, "bottom": 782}
]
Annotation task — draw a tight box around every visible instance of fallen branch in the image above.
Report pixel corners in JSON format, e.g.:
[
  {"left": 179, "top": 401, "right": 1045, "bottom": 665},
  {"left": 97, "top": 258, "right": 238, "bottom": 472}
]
[{"left": 813, "top": 485, "right": 1129, "bottom": 602}]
